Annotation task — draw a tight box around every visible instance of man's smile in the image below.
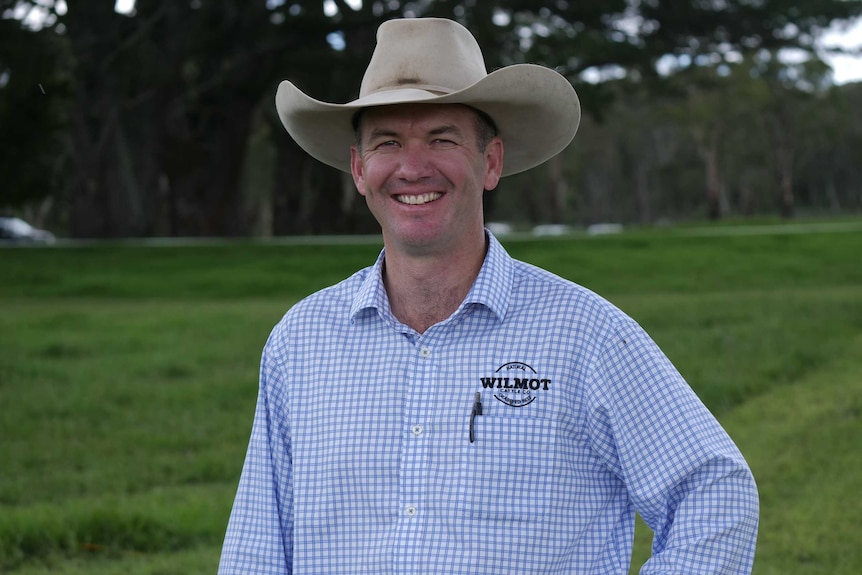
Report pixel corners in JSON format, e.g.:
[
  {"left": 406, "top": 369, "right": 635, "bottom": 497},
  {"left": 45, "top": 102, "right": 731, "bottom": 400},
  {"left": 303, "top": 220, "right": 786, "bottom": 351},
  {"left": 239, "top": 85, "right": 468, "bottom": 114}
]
[{"left": 394, "top": 192, "right": 443, "bottom": 205}]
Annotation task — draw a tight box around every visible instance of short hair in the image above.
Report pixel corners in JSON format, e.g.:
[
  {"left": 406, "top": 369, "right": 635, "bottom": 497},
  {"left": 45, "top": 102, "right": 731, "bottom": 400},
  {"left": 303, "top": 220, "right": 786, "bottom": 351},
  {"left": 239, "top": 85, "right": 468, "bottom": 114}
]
[
  {"left": 471, "top": 108, "right": 498, "bottom": 152},
  {"left": 353, "top": 105, "right": 498, "bottom": 153}
]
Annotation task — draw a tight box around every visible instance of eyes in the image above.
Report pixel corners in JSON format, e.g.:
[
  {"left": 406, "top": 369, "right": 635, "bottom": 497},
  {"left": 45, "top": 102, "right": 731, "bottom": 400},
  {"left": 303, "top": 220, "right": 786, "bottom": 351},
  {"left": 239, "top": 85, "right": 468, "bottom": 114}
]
[
  {"left": 373, "top": 140, "right": 398, "bottom": 150},
  {"left": 370, "top": 138, "right": 460, "bottom": 151}
]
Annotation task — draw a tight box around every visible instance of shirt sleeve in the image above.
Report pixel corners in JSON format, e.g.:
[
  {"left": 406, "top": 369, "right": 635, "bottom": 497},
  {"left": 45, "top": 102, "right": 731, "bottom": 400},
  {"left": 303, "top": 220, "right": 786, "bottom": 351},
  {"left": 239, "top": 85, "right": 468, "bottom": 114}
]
[
  {"left": 218, "top": 334, "right": 294, "bottom": 575},
  {"left": 586, "top": 317, "right": 759, "bottom": 575}
]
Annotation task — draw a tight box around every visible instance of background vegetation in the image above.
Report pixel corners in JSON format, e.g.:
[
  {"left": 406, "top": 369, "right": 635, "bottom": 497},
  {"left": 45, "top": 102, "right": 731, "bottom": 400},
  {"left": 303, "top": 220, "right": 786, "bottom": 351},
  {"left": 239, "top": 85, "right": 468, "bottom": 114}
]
[
  {"left": 2, "top": 224, "right": 861, "bottom": 574},
  {"left": 2, "top": 1, "right": 862, "bottom": 572},
  {"left": 2, "top": 0, "right": 862, "bottom": 237}
]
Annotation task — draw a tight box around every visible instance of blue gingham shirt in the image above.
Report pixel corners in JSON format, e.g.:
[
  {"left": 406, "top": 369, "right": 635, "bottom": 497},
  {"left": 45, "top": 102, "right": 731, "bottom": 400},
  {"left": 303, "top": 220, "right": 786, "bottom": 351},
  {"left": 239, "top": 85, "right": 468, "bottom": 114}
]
[{"left": 219, "top": 232, "right": 759, "bottom": 574}]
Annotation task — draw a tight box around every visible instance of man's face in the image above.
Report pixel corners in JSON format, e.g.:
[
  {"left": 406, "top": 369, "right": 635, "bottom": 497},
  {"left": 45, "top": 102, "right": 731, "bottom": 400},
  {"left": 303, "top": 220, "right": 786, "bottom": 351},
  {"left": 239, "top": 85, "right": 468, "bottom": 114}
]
[{"left": 350, "top": 103, "right": 503, "bottom": 257}]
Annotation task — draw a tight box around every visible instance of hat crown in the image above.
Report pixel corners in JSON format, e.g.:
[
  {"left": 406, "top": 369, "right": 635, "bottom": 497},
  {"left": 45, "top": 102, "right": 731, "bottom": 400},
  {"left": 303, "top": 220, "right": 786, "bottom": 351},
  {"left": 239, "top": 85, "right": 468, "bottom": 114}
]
[
  {"left": 275, "top": 17, "right": 580, "bottom": 177},
  {"left": 359, "top": 18, "right": 488, "bottom": 98}
]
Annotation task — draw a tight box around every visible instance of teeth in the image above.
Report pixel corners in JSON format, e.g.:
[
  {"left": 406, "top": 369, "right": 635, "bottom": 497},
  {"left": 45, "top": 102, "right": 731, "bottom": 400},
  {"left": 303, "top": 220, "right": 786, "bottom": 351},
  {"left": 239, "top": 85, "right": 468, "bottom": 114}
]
[{"left": 396, "top": 193, "right": 442, "bottom": 205}]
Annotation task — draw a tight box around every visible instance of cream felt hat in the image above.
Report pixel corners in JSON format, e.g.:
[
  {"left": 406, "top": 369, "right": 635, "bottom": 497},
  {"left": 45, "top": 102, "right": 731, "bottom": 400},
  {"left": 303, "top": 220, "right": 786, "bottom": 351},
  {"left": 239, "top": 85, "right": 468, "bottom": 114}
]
[{"left": 275, "top": 18, "right": 581, "bottom": 177}]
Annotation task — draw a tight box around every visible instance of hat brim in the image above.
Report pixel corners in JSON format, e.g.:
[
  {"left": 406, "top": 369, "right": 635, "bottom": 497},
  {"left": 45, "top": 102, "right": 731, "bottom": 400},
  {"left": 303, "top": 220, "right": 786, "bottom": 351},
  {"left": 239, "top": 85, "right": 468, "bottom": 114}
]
[{"left": 275, "top": 63, "right": 580, "bottom": 177}]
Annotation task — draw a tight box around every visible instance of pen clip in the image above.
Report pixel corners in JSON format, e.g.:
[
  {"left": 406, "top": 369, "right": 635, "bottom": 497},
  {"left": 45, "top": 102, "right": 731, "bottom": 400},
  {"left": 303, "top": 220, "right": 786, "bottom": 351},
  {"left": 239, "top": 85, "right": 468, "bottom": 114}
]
[{"left": 469, "top": 391, "right": 482, "bottom": 443}]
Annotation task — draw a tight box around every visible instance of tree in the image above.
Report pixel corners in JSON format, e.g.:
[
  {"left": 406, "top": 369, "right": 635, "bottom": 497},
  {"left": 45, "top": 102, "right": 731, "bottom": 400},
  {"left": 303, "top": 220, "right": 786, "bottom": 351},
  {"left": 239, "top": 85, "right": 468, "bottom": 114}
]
[
  {"left": 3, "top": 0, "right": 862, "bottom": 236},
  {"left": 0, "top": 13, "right": 70, "bottom": 213},
  {"left": 793, "top": 81, "right": 862, "bottom": 213},
  {"left": 57, "top": 0, "right": 324, "bottom": 237}
]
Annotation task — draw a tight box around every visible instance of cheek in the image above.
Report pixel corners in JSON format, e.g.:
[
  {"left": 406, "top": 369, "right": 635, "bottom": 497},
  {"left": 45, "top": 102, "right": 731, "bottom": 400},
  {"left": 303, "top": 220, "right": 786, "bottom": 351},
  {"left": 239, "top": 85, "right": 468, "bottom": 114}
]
[
  {"left": 355, "top": 158, "right": 388, "bottom": 196},
  {"left": 356, "top": 180, "right": 370, "bottom": 198},
  {"left": 358, "top": 172, "right": 382, "bottom": 199},
  {"left": 350, "top": 146, "right": 372, "bottom": 196},
  {"left": 353, "top": 165, "right": 378, "bottom": 198}
]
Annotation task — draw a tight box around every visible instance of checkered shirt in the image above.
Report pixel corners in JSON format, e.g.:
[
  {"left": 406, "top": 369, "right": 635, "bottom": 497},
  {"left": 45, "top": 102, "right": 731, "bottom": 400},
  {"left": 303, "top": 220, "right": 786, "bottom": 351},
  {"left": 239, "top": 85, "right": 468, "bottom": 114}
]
[{"left": 218, "top": 232, "right": 758, "bottom": 574}]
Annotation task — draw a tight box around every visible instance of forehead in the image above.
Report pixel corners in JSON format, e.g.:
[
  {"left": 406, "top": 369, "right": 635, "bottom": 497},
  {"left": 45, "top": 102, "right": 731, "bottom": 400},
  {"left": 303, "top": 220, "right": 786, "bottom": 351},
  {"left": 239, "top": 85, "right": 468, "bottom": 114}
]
[{"left": 357, "top": 103, "right": 478, "bottom": 134}]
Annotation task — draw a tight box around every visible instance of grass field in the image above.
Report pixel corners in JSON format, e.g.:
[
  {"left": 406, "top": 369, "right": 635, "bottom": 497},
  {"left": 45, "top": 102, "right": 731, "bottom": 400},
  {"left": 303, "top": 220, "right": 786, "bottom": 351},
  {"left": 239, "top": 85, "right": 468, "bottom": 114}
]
[{"left": 2, "top": 225, "right": 861, "bottom": 574}]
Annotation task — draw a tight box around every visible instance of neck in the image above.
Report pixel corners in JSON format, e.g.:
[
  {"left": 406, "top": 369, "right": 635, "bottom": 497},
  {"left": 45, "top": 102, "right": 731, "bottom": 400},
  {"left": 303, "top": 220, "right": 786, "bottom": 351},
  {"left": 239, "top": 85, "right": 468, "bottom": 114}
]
[{"left": 383, "top": 232, "right": 488, "bottom": 334}]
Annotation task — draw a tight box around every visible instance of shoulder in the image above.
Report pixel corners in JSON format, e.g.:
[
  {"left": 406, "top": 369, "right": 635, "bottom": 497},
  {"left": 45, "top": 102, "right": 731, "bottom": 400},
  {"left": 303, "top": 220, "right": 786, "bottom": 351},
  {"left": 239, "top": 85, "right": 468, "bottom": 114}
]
[
  {"left": 267, "top": 266, "right": 372, "bottom": 348},
  {"left": 509, "top": 258, "right": 632, "bottom": 331}
]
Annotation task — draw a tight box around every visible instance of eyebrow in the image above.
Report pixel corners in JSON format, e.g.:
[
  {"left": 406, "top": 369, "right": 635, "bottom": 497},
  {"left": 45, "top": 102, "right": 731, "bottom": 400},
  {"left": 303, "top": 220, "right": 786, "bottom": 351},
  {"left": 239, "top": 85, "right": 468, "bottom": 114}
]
[
  {"left": 366, "top": 128, "right": 399, "bottom": 141},
  {"left": 428, "top": 124, "right": 463, "bottom": 138}
]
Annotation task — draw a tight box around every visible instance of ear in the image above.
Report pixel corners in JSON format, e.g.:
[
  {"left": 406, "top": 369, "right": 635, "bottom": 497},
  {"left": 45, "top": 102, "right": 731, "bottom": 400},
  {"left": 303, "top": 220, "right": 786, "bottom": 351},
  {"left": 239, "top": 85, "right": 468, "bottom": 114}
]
[
  {"left": 350, "top": 144, "right": 368, "bottom": 196},
  {"left": 482, "top": 137, "right": 504, "bottom": 191}
]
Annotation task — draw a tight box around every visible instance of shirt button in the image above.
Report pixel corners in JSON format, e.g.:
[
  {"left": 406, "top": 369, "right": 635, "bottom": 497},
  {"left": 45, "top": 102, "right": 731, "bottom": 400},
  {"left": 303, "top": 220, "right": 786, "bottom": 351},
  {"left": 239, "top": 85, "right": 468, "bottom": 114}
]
[
  {"left": 411, "top": 425, "right": 424, "bottom": 437},
  {"left": 419, "top": 347, "right": 431, "bottom": 358},
  {"left": 404, "top": 505, "right": 418, "bottom": 517}
]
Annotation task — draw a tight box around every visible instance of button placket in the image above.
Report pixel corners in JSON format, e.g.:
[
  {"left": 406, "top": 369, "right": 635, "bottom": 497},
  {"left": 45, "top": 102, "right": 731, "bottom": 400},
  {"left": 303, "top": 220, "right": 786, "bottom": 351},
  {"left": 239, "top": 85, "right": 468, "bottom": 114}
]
[{"left": 394, "top": 338, "right": 436, "bottom": 560}]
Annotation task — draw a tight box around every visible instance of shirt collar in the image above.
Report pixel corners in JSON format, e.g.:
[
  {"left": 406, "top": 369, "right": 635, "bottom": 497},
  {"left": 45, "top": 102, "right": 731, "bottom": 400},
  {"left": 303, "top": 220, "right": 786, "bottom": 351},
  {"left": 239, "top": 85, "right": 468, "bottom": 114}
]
[{"left": 349, "top": 230, "right": 513, "bottom": 324}]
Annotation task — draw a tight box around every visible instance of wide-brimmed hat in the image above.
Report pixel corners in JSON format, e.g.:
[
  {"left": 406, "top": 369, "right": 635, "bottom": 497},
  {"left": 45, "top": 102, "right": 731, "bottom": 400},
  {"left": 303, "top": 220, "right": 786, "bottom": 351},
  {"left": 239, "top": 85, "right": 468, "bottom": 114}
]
[{"left": 275, "top": 18, "right": 581, "bottom": 177}]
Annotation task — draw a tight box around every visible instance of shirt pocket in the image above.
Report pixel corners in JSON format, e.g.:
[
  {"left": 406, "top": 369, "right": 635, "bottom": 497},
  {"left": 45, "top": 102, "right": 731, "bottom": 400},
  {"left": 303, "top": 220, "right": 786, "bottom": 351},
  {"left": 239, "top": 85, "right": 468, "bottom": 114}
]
[{"left": 454, "top": 415, "right": 558, "bottom": 523}]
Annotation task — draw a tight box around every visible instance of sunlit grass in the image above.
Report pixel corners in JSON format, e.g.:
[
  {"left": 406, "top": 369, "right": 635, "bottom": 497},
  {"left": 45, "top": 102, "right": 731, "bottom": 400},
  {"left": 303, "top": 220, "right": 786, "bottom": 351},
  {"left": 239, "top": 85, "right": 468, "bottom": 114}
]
[{"left": 2, "top": 227, "right": 861, "bottom": 574}]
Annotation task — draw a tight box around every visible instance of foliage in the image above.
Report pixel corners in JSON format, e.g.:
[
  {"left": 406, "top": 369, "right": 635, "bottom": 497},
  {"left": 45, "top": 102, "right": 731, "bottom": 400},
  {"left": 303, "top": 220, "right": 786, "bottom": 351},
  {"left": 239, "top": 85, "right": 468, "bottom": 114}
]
[
  {"left": 501, "top": 75, "right": 862, "bottom": 226},
  {"left": 0, "top": 15, "right": 70, "bottom": 209},
  {"left": 1, "top": 0, "right": 862, "bottom": 235}
]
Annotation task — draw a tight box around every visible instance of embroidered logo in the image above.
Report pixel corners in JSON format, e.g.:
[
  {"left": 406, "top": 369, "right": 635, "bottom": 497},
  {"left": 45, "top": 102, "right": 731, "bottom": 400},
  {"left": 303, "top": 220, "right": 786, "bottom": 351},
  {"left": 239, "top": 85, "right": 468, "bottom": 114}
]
[{"left": 480, "top": 362, "right": 551, "bottom": 407}]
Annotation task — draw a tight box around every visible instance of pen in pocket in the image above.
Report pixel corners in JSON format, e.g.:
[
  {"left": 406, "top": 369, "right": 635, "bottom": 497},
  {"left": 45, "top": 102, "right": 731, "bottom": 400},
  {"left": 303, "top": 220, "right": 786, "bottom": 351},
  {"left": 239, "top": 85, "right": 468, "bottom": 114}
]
[{"left": 469, "top": 391, "right": 482, "bottom": 443}]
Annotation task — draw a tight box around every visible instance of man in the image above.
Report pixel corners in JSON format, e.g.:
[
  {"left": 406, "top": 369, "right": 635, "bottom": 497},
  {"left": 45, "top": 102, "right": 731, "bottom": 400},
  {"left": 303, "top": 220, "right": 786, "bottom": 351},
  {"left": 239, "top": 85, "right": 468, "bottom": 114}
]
[{"left": 219, "top": 17, "right": 758, "bottom": 575}]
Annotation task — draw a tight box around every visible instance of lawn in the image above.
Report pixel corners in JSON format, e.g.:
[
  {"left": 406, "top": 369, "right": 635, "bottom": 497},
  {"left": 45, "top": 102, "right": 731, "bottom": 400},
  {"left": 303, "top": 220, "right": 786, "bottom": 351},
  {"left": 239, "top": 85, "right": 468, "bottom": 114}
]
[{"left": 1, "top": 226, "right": 861, "bottom": 574}]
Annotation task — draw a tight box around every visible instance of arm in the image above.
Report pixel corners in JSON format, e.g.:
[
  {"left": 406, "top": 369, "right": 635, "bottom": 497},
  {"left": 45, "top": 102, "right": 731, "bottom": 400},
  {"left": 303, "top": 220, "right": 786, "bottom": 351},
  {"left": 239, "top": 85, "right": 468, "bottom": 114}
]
[
  {"left": 587, "top": 318, "right": 759, "bottom": 574},
  {"left": 218, "top": 336, "right": 294, "bottom": 575}
]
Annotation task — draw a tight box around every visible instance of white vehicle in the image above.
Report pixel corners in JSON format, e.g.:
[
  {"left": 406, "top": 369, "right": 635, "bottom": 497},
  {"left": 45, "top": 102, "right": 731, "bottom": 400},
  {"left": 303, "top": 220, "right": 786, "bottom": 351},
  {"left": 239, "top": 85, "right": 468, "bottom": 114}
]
[{"left": 0, "top": 217, "right": 56, "bottom": 244}]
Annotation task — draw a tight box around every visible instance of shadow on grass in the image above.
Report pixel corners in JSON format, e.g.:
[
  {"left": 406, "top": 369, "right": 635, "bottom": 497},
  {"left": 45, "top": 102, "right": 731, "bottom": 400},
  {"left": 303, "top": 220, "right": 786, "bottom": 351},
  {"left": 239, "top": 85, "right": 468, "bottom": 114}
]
[{"left": 1, "top": 511, "right": 201, "bottom": 572}]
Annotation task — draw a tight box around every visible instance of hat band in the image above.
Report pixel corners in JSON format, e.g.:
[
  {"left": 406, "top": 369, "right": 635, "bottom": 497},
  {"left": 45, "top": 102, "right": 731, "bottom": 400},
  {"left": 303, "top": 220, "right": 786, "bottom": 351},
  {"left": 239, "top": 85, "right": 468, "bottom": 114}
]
[{"left": 362, "top": 83, "right": 455, "bottom": 98}]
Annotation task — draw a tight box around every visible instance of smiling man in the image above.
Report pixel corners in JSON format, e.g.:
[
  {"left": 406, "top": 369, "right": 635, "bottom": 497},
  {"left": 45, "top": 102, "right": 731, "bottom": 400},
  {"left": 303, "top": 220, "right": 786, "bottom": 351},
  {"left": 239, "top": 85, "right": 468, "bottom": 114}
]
[
  {"left": 351, "top": 103, "right": 502, "bottom": 333},
  {"left": 218, "top": 18, "right": 759, "bottom": 575}
]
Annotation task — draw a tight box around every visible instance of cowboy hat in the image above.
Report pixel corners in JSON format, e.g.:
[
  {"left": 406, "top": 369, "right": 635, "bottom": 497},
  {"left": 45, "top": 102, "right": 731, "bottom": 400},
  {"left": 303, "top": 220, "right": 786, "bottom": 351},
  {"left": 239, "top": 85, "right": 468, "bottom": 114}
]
[{"left": 275, "top": 17, "right": 581, "bottom": 177}]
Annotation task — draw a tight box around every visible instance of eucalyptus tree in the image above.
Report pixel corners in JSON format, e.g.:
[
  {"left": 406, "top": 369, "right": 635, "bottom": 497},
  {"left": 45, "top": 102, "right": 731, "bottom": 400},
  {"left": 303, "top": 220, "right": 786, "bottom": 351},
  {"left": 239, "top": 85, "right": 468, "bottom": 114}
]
[
  {"left": 3, "top": 0, "right": 861, "bottom": 235},
  {"left": 794, "top": 81, "right": 862, "bottom": 213},
  {"left": 0, "top": 2, "right": 70, "bottom": 217}
]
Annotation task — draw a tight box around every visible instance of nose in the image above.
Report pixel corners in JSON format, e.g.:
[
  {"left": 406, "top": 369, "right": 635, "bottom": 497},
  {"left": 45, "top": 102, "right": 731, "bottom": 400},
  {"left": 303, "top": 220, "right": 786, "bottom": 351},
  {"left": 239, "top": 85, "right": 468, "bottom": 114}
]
[{"left": 394, "top": 142, "right": 432, "bottom": 181}]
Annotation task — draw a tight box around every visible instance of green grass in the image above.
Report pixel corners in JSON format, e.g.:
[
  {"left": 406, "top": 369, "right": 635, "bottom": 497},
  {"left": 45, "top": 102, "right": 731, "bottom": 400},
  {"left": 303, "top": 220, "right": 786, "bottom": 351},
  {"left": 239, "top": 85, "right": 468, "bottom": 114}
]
[
  {"left": 2, "top": 225, "right": 861, "bottom": 574},
  {"left": 731, "top": 351, "right": 862, "bottom": 574}
]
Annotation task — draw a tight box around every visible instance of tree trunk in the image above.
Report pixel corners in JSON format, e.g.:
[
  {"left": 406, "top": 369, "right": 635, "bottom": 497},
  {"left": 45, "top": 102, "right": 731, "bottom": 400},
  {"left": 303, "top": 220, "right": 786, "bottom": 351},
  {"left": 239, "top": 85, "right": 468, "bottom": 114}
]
[
  {"left": 546, "top": 154, "right": 568, "bottom": 224},
  {"left": 63, "top": 2, "right": 182, "bottom": 238},
  {"left": 272, "top": 134, "right": 312, "bottom": 235},
  {"left": 775, "top": 141, "right": 795, "bottom": 219},
  {"left": 635, "top": 160, "right": 651, "bottom": 225},
  {"left": 693, "top": 127, "right": 723, "bottom": 220}
]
